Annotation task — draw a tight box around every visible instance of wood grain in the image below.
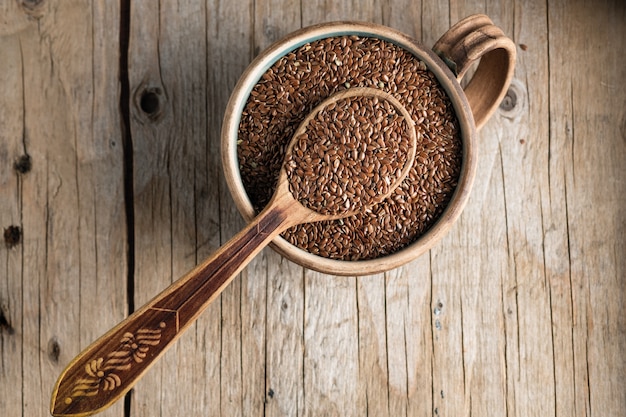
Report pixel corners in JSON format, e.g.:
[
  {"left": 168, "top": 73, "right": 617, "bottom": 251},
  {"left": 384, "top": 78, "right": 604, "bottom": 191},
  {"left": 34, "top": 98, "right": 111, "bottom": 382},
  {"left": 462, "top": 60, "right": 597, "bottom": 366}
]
[
  {"left": 0, "top": 2, "right": 127, "bottom": 417},
  {"left": 0, "top": 1, "right": 624, "bottom": 416}
]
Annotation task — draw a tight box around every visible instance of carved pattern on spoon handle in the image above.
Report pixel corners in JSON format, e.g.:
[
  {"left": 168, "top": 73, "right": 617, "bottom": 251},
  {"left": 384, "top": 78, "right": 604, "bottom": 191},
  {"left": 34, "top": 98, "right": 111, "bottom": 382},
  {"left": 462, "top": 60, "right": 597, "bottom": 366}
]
[{"left": 52, "top": 307, "right": 179, "bottom": 416}]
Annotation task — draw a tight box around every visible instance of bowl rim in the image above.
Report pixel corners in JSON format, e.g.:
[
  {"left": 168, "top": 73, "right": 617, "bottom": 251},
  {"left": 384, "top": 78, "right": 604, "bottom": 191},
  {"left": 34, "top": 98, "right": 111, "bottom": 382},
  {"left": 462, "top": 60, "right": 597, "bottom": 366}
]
[{"left": 221, "top": 21, "right": 477, "bottom": 276}]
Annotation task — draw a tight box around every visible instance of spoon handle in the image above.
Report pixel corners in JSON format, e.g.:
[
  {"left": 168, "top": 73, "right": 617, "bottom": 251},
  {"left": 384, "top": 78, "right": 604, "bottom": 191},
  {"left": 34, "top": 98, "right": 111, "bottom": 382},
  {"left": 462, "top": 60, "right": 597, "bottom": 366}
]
[{"left": 50, "top": 203, "right": 292, "bottom": 417}]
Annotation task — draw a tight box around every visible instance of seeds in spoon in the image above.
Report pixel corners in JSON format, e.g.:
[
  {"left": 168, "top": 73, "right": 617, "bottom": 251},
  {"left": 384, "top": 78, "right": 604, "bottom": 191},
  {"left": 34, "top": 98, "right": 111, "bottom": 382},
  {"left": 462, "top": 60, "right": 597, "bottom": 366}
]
[{"left": 284, "top": 95, "right": 412, "bottom": 216}]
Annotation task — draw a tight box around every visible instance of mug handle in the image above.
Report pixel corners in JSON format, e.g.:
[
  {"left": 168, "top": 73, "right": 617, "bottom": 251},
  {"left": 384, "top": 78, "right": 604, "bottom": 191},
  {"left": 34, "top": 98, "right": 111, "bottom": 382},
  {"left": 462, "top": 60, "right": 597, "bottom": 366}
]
[{"left": 433, "top": 14, "right": 516, "bottom": 130}]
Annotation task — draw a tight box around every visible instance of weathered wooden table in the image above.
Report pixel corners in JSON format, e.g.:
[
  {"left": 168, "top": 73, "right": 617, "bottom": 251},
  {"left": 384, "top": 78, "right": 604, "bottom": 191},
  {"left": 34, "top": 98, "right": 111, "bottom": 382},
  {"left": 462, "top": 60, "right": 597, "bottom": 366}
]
[{"left": 1, "top": 1, "right": 624, "bottom": 416}]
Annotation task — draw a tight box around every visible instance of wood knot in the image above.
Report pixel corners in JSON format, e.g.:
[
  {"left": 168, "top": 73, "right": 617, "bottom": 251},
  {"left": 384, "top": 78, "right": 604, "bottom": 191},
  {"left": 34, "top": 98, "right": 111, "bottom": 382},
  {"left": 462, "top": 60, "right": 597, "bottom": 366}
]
[
  {"left": 499, "top": 88, "right": 517, "bottom": 111},
  {"left": 433, "top": 301, "right": 443, "bottom": 315},
  {"left": 4, "top": 225, "right": 22, "bottom": 248},
  {"left": 14, "top": 154, "right": 32, "bottom": 174},
  {"left": 135, "top": 86, "right": 166, "bottom": 121},
  {"left": 498, "top": 78, "right": 525, "bottom": 119},
  {"left": 0, "top": 308, "right": 14, "bottom": 335},
  {"left": 48, "top": 337, "right": 61, "bottom": 363}
]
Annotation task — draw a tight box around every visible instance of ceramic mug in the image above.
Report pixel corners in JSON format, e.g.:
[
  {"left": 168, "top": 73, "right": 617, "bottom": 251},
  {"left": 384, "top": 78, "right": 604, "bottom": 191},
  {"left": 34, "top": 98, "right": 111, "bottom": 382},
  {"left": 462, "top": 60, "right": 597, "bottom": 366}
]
[{"left": 221, "top": 14, "right": 516, "bottom": 275}]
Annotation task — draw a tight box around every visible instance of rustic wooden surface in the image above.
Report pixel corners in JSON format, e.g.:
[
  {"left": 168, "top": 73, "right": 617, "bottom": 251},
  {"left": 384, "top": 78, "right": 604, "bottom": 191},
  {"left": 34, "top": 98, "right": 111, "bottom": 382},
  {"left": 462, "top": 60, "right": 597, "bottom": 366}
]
[{"left": 1, "top": 0, "right": 624, "bottom": 416}]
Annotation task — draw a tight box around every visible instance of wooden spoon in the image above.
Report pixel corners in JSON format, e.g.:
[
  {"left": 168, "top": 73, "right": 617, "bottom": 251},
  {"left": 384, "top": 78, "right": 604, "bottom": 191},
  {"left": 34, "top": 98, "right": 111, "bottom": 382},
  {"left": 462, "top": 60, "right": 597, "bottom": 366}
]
[{"left": 50, "top": 87, "right": 417, "bottom": 417}]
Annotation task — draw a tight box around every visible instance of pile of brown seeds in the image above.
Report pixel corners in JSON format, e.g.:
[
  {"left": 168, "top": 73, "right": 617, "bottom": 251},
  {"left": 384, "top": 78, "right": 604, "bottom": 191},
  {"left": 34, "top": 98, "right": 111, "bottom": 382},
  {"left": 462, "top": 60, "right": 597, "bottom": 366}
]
[
  {"left": 285, "top": 95, "right": 413, "bottom": 216},
  {"left": 238, "top": 35, "right": 462, "bottom": 261}
]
